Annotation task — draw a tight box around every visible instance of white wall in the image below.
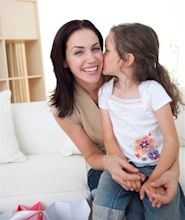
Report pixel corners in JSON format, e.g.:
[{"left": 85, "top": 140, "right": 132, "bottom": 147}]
[{"left": 37, "top": 0, "right": 185, "bottom": 96}]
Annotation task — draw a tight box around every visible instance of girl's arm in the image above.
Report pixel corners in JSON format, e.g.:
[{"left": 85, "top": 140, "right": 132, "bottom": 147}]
[
  {"left": 146, "top": 103, "right": 179, "bottom": 182},
  {"left": 168, "top": 155, "right": 180, "bottom": 178},
  {"left": 148, "top": 157, "right": 179, "bottom": 207},
  {"left": 140, "top": 103, "right": 179, "bottom": 200},
  {"left": 100, "top": 109, "right": 145, "bottom": 190},
  {"left": 100, "top": 109, "right": 126, "bottom": 160}
]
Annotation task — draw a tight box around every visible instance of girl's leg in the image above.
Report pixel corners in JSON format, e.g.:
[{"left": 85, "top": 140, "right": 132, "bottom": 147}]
[
  {"left": 88, "top": 168, "right": 145, "bottom": 220},
  {"left": 92, "top": 171, "right": 132, "bottom": 220},
  {"left": 138, "top": 165, "right": 184, "bottom": 220},
  {"left": 126, "top": 192, "right": 145, "bottom": 220}
]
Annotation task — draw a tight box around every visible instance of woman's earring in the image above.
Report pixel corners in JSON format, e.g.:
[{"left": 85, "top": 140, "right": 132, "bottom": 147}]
[{"left": 64, "top": 61, "right": 68, "bottom": 68}]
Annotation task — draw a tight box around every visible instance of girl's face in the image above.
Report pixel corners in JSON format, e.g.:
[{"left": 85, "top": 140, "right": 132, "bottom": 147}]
[
  {"left": 65, "top": 28, "right": 103, "bottom": 85},
  {"left": 103, "top": 32, "right": 121, "bottom": 76}
]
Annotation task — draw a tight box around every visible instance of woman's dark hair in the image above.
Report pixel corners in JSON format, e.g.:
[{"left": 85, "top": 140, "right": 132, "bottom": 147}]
[
  {"left": 50, "top": 20, "right": 103, "bottom": 117},
  {"left": 111, "top": 23, "right": 184, "bottom": 118}
]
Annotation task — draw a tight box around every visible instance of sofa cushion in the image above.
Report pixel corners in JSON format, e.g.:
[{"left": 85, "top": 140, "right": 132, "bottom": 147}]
[
  {"left": 11, "top": 101, "right": 81, "bottom": 156},
  {"left": 175, "top": 110, "right": 185, "bottom": 147},
  {"left": 0, "top": 90, "right": 26, "bottom": 163},
  {"left": 179, "top": 147, "right": 185, "bottom": 190},
  {"left": 175, "top": 86, "right": 185, "bottom": 147},
  {"left": 0, "top": 154, "right": 90, "bottom": 211},
  {"left": 11, "top": 102, "right": 65, "bottom": 155}
]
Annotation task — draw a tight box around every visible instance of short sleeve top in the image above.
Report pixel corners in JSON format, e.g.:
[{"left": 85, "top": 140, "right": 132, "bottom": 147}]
[{"left": 98, "top": 78, "right": 172, "bottom": 167}]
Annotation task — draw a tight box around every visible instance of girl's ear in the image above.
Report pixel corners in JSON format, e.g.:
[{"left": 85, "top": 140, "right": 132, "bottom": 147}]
[{"left": 124, "top": 53, "right": 135, "bottom": 67}]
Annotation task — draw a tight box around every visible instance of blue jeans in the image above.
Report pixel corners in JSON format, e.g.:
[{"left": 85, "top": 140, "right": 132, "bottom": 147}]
[
  {"left": 89, "top": 167, "right": 185, "bottom": 220},
  {"left": 88, "top": 169, "right": 144, "bottom": 220}
]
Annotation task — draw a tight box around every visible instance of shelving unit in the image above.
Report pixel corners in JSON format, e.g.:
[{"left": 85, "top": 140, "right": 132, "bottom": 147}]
[{"left": 0, "top": 0, "right": 46, "bottom": 103}]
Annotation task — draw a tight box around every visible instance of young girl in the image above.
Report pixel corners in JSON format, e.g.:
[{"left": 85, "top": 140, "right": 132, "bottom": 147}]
[{"left": 93, "top": 23, "right": 185, "bottom": 219}]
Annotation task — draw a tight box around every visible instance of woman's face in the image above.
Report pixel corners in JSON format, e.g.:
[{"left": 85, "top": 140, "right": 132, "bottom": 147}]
[
  {"left": 65, "top": 28, "right": 103, "bottom": 85},
  {"left": 103, "top": 32, "right": 121, "bottom": 76}
]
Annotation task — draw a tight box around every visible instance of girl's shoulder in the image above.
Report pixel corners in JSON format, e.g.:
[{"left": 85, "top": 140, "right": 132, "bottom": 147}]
[
  {"left": 99, "top": 77, "right": 115, "bottom": 95},
  {"left": 139, "top": 80, "right": 171, "bottom": 111},
  {"left": 140, "top": 80, "right": 165, "bottom": 93}
]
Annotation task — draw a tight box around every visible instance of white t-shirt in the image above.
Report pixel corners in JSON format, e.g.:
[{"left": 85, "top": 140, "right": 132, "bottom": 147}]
[{"left": 98, "top": 78, "right": 172, "bottom": 167}]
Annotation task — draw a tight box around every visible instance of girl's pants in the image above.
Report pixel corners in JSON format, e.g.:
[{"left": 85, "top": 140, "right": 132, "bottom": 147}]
[
  {"left": 88, "top": 169, "right": 144, "bottom": 220},
  {"left": 89, "top": 166, "right": 185, "bottom": 220}
]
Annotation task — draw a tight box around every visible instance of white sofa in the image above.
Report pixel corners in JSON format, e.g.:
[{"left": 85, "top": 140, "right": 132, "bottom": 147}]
[
  {"left": 0, "top": 101, "right": 90, "bottom": 212},
  {"left": 0, "top": 101, "right": 185, "bottom": 212}
]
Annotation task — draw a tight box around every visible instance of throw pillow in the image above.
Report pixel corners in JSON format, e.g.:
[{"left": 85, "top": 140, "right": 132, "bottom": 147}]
[{"left": 0, "top": 90, "right": 26, "bottom": 163}]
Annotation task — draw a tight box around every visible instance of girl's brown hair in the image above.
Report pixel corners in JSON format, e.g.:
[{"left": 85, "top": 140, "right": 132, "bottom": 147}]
[{"left": 111, "top": 23, "right": 184, "bottom": 118}]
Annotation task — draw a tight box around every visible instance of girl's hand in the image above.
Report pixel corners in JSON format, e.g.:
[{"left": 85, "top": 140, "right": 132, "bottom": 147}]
[
  {"left": 139, "top": 180, "right": 152, "bottom": 200},
  {"left": 122, "top": 179, "right": 142, "bottom": 192},
  {"left": 103, "top": 155, "right": 145, "bottom": 187}
]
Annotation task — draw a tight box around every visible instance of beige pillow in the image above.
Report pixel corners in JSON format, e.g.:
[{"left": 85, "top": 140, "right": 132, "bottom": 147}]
[{"left": 0, "top": 90, "right": 26, "bottom": 163}]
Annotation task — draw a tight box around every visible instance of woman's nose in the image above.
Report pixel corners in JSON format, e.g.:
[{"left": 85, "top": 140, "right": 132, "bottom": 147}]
[{"left": 86, "top": 51, "right": 96, "bottom": 62}]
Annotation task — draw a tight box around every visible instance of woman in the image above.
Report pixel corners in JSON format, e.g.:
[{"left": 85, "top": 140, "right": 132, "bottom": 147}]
[{"left": 50, "top": 19, "right": 182, "bottom": 219}]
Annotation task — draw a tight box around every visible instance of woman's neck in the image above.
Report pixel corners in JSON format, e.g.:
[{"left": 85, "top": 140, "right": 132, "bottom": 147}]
[{"left": 76, "top": 78, "right": 103, "bottom": 104}]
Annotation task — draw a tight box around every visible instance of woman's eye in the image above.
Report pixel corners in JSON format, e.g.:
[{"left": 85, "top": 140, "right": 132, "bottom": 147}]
[
  {"left": 74, "top": 51, "right": 83, "bottom": 55},
  {"left": 92, "top": 47, "right": 101, "bottom": 52}
]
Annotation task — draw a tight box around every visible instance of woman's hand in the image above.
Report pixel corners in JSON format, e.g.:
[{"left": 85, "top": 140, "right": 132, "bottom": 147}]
[
  {"left": 147, "top": 170, "right": 178, "bottom": 207},
  {"left": 103, "top": 155, "right": 145, "bottom": 187},
  {"left": 140, "top": 181, "right": 165, "bottom": 208}
]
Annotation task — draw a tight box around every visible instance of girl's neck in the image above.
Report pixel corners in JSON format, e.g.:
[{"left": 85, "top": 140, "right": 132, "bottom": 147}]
[
  {"left": 116, "top": 76, "right": 137, "bottom": 90},
  {"left": 113, "top": 77, "right": 140, "bottom": 99}
]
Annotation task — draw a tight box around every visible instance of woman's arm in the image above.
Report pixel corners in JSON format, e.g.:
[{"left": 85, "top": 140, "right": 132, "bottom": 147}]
[
  {"left": 54, "top": 114, "right": 142, "bottom": 184},
  {"left": 54, "top": 114, "right": 105, "bottom": 169}
]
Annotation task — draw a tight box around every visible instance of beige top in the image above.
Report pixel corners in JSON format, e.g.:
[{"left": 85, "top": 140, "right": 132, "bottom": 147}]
[{"left": 65, "top": 83, "right": 105, "bottom": 152}]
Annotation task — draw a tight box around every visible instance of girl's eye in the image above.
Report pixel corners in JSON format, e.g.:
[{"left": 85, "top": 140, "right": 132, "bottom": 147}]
[{"left": 105, "top": 48, "right": 109, "bottom": 53}]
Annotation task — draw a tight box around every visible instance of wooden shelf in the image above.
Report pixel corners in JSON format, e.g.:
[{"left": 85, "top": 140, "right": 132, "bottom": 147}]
[{"left": 0, "top": 0, "right": 46, "bottom": 103}]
